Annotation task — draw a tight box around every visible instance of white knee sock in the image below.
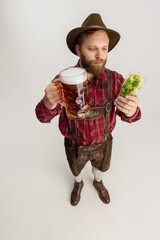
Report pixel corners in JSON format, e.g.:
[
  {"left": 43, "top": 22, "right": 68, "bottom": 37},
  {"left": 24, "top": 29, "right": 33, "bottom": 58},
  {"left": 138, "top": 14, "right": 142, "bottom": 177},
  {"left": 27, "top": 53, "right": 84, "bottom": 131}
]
[
  {"left": 74, "top": 171, "right": 83, "bottom": 183},
  {"left": 92, "top": 167, "right": 103, "bottom": 182}
]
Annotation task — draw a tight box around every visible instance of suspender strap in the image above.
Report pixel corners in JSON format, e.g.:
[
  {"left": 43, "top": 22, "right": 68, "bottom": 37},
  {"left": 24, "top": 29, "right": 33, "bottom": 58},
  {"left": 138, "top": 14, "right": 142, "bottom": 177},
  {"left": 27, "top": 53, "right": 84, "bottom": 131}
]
[
  {"left": 71, "top": 119, "right": 77, "bottom": 143},
  {"left": 105, "top": 69, "right": 113, "bottom": 136}
]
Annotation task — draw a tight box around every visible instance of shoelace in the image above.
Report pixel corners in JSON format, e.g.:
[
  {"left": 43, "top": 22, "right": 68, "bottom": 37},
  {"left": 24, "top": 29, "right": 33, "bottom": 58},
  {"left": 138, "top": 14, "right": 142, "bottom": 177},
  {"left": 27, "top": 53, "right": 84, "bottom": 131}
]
[{"left": 98, "top": 182, "right": 106, "bottom": 194}]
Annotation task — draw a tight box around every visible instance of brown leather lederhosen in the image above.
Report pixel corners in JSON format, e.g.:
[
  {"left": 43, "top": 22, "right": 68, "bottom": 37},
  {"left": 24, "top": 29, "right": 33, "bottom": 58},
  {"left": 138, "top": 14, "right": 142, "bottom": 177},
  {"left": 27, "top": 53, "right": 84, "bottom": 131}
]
[{"left": 64, "top": 70, "right": 113, "bottom": 176}]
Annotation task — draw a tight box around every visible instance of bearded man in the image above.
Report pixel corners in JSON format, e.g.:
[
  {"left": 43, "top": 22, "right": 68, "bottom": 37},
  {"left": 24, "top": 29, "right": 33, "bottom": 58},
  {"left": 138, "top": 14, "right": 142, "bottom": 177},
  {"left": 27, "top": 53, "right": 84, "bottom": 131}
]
[{"left": 35, "top": 13, "right": 141, "bottom": 206}]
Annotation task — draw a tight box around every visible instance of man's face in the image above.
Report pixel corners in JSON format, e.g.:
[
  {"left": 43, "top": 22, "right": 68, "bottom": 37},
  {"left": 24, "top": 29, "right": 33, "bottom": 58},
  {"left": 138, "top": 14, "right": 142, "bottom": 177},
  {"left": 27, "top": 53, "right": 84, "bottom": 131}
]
[{"left": 76, "top": 30, "right": 109, "bottom": 76}]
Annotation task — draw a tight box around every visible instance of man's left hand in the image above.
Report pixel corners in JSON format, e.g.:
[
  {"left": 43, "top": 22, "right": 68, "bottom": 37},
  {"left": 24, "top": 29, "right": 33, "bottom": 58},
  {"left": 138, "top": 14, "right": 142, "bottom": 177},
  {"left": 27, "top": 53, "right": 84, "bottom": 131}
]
[{"left": 114, "top": 95, "right": 140, "bottom": 118}]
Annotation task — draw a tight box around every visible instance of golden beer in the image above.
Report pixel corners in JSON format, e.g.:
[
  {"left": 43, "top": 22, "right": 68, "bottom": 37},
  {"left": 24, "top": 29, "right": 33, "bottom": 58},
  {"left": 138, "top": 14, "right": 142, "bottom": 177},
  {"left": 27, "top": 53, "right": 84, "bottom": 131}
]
[{"left": 59, "top": 67, "right": 90, "bottom": 120}]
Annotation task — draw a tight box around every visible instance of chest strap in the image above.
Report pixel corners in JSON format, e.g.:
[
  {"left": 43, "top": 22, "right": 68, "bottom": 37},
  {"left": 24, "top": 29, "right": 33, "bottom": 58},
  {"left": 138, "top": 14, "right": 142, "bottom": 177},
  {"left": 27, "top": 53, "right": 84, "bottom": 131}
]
[
  {"left": 85, "top": 106, "right": 106, "bottom": 120},
  {"left": 71, "top": 69, "right": 113, "bottom": 142}
]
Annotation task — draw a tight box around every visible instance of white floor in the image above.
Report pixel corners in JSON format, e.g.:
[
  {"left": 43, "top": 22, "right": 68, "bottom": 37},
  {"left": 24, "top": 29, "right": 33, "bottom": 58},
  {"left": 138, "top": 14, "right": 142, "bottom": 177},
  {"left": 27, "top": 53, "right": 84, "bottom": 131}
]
[{"left": 0, "top": 113, "right": 160, "bottom": 240}]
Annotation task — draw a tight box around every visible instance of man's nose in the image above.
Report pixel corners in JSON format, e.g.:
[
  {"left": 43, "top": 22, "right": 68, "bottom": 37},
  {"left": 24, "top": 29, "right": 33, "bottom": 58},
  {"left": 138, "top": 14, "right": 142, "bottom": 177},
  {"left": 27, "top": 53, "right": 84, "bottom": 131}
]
[{"left": 95, "top": 49, "right": 102, "bottom": 59}]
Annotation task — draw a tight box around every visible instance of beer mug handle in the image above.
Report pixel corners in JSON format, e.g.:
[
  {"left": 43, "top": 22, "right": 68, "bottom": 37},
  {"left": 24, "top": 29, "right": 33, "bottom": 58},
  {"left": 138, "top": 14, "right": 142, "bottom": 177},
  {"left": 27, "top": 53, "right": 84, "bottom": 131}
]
[{"left": 52, "top": 79, "right": 65, "bottom": 106}]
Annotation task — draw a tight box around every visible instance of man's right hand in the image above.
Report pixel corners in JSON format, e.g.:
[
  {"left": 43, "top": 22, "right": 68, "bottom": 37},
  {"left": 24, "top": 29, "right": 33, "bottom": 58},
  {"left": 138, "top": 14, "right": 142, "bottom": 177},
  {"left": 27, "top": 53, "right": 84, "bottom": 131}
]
[{"left": 43, "top": 79, "right": 62, "bottom": 110}]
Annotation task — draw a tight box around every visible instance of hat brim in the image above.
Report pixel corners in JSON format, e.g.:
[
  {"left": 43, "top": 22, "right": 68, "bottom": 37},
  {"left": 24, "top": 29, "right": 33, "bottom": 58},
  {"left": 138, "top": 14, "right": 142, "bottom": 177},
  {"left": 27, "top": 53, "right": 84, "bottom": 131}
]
[{"left": 66, "top": 26, "right": 120, "bottom": 55}]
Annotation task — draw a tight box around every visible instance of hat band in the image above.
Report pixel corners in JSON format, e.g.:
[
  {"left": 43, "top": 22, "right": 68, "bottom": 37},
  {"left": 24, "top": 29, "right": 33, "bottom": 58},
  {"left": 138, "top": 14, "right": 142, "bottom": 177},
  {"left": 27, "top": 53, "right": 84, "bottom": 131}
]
[{"left": 83, "top": 25, "right": 106, "bottom": 29}]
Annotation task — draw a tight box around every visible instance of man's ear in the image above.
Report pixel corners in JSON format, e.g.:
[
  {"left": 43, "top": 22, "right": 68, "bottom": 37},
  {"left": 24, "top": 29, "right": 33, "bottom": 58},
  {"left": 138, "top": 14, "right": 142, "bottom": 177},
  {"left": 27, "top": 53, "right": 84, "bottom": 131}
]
[{"left": 75, "top": 45, "right": 81, "bottom": 57}]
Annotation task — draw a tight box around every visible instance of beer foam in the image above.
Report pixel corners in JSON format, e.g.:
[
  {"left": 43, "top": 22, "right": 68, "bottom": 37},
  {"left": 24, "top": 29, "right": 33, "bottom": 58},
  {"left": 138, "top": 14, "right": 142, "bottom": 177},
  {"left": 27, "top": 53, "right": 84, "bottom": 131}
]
[{"left": 60, "top": 67, "right": 87, "bottom": 84}]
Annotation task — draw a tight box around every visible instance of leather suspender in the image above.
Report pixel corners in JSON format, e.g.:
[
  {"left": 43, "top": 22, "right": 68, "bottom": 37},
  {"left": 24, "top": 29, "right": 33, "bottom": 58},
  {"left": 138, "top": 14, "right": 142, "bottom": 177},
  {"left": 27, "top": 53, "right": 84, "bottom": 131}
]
[
  {"left": 71, "top": 69, "right": 113, "bottom": 142},
  {"left": 71, "top": 118, "right": 77, "bottom": 142},
  {"left": 105, "top": 69, "right": 112, "bottom": 136}
]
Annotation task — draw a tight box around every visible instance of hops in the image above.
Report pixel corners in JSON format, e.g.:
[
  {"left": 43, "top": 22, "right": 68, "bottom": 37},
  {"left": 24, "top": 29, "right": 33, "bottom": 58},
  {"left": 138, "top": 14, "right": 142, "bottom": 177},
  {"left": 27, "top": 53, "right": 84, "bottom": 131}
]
[{"left": 120, "top": 74, "right": 143, "bottom": 97}]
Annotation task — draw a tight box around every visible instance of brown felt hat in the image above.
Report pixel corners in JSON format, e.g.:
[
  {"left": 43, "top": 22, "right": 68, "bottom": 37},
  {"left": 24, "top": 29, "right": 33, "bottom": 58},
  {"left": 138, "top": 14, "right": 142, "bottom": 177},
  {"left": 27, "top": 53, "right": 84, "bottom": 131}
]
[{"left": 66, "top": 13, "right": 121, "bottom": 55}]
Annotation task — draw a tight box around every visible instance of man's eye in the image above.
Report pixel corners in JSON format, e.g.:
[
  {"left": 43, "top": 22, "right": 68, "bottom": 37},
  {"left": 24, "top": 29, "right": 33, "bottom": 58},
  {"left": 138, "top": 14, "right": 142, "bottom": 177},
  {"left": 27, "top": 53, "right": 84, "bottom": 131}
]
[
  {"left": 103, "top": 48, "right": 108, "bottom": 51},
  {"left": 88, "top": 48, "right": 95, "bottom": 51}
]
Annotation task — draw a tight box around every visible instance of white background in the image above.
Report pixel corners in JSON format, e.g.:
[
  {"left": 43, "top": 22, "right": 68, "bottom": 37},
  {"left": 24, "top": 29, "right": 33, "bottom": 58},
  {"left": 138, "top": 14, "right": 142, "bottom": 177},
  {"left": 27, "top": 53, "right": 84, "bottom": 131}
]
[{"left": 0, "top": 0, "right": 160, "bottom": 239}]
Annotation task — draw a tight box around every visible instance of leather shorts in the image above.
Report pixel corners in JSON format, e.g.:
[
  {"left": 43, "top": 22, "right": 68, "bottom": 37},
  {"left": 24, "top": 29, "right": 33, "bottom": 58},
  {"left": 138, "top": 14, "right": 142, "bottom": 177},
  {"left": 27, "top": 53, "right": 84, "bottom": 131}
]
[{"left": 64, "top": 135, "right": 113, "bottom": 176}]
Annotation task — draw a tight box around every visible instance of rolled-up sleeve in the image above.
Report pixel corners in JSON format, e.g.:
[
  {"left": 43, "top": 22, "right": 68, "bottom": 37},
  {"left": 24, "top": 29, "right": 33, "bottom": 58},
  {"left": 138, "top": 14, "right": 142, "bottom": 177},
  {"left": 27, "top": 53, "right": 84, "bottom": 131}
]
[
  {"left": 116, "top": 106, "right": 141, "bottom": 123},
  {"left": 35, "top": 99, "right": 62, "bottom": 123}
]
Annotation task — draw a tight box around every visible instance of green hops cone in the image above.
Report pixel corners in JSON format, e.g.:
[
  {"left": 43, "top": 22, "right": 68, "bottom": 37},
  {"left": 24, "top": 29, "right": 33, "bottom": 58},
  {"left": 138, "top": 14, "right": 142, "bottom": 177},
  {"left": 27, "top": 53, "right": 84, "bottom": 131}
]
[{"left": 120, "top": 74, "right": 143, "bottom": 97}]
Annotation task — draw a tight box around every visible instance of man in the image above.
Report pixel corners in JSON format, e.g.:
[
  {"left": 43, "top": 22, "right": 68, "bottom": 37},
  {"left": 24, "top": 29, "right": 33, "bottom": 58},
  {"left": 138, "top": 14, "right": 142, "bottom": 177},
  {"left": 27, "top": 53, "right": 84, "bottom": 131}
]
[{"left": 35, "top": 13, "right": 141, "bottom": 206}]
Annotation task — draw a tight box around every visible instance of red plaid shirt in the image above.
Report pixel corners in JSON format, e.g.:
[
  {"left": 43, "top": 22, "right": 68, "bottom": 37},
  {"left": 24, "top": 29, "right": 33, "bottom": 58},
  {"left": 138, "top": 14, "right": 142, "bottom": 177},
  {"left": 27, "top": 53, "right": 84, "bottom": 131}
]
[{"left": 35, "top": 62, "right": 141, "bottom": 145}]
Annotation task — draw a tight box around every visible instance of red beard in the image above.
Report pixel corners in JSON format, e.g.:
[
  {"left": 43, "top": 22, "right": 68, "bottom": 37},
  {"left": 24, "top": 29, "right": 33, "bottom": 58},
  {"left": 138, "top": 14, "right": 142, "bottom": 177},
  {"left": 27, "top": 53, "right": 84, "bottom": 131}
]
[{"left": 80, "top": 53, "right": 107, "bottom": 76}]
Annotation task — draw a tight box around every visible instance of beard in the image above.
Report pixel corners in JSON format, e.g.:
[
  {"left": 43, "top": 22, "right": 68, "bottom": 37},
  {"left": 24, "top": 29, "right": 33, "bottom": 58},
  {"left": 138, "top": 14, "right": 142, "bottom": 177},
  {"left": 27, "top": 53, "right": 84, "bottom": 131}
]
[{"left": 80, "top": 52, "right": 107, "bottom": 76}]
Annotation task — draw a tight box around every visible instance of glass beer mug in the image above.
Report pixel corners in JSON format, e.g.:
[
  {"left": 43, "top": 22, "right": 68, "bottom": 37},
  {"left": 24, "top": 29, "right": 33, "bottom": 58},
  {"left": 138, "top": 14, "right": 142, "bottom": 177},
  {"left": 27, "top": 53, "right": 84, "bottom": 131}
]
[{"left": 59, "top": 67, "right": 90, "bottom": 120}]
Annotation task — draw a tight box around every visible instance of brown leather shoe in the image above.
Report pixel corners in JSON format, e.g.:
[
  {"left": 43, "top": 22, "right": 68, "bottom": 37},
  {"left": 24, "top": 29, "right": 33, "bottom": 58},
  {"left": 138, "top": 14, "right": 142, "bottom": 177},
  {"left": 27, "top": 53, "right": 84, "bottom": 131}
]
[
  {"left": 93, "top": 180, "right": 110, "bottom": 204},
  {"left": 70, "top": 181, "right": 84, "bottom": 206}
]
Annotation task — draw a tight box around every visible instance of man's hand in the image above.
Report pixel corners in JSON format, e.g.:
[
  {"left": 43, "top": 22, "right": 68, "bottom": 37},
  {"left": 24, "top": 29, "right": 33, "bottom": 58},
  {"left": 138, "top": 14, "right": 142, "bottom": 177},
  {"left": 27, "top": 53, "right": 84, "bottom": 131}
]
[
  {"left": 43, "top": 79, "right": 62, "bottom": 110},
  {"left": 114, "top": 95, "right": 140, "bottom": 118}
]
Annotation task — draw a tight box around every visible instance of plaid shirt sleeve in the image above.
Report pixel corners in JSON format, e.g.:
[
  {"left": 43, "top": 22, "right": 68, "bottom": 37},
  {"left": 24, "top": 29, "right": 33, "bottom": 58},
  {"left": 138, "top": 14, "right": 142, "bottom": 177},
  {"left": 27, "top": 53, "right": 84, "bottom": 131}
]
[
  {"left": 35, "top": 75, "right": 62, "bottom": 123},
  {"left": 35, "top": 99, "right": 62, "bottom": 123},
  {"left": 116, "top": 107, "right": 141, "bottom": 123}
]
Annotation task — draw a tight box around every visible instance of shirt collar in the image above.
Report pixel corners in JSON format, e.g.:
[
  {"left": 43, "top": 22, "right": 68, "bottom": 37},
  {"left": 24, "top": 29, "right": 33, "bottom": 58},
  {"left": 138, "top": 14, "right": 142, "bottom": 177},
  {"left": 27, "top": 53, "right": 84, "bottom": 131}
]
[{"left": 75, "top": 60, "right": 107, "bottom": 82}]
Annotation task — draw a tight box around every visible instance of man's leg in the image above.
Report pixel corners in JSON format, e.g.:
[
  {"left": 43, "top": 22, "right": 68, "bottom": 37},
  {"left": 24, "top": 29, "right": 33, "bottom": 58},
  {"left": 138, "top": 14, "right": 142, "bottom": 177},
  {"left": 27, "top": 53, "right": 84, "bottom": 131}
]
[
  {"left": 64, "top": 137, "right": 86, "bottom": 206},
  {"left": 92, "top": 167, "right": 110, "bottom": 204},
  {"left": 91, "top": 136, "right": 113, "bottom": 204},
  {"left": 70, "top": 171, "right": 84, "bottom": 206}
]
